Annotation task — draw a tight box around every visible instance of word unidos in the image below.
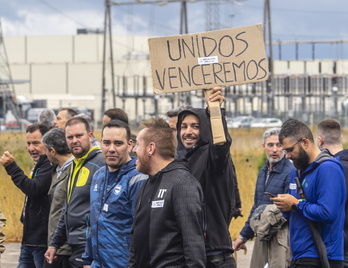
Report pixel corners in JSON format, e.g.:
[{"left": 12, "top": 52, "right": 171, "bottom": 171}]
[{"left": 152, "top": 29, "right": 268, "bottom": 92}]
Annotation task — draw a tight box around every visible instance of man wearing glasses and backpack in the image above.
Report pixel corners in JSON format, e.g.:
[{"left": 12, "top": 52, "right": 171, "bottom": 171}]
[{"left": 272, "top": 119, "right": 345, "bottom": 268}]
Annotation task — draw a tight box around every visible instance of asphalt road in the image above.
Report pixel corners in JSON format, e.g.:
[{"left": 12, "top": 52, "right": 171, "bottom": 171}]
[
  {"left": 2, "top": 243, "right": 20, "bottom": 268},
  {"left": 1, "top": 241, "right": 254, "bottom": 268}
]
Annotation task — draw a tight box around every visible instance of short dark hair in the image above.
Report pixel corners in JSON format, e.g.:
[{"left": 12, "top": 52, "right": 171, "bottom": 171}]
[
  {"left": 38, "top": 109, "right": 56, "bottom": 129},
  {"left": 166, "top": 105, "right": 193, "bottom": 118},
  {"left": 42, "top": 128, "right": 70, "bottom": 155},
  {"left": 59, "top": 108, "right": 78, "bottom": 119},
  {"left": 140, "top": 118, "right": 176, "bottom": 159},
  {"left": 65, "top": 116, "right": 90, "bottom": 132},
  {"left": 279, "top": 118, "right": 314, "bottom": 144},
  {"left": 317, "top": 118, "right": 342, "bottom": 145},
  {"left": 104, "top": 108, "right": 129, "bottom": 124},
  {"left": 102, "top": 119, "right": 131, "bottom": 140},
  {"left": 26, "top": 123, "right": 49, "bottom": 137}
]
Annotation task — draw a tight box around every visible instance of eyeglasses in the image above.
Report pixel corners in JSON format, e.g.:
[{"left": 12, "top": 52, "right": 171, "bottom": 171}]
[{"left": 282, "top": 139, "right": 303, "bottom": 155}]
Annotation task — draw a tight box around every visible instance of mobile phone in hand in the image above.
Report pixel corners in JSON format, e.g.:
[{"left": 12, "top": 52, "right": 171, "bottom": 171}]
[{"left": 264, "top": 192, "right": 276, "bottom": 197}]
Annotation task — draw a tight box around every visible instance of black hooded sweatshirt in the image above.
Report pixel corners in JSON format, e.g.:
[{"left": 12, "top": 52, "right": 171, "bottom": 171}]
[
  {"left": 334, "top": 149, "right": 348, "bottom": 252},
  {"left": 177, "top": 107, "right": 238, "bottom": 254},
  {"left": 130, "top": 159, "right": 206, "bottom": 267}
]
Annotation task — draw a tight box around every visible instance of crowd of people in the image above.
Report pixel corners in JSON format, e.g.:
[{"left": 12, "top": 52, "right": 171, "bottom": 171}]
[{"left": 0, "top": 87, "right": 347, "bottom": 268}]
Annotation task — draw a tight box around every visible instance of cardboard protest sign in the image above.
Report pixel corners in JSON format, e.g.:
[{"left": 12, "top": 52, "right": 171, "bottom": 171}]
[{"left": 148, "top": 24, "right": 269, "bottom": 94}]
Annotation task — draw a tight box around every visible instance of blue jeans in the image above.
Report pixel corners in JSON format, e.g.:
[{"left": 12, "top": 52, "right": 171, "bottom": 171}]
[{"left": 17, "top": 244, "right": 46, "bottom": 268}]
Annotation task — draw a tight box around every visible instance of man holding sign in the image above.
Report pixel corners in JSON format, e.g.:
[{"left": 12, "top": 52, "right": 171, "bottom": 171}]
[
  {"left": 176, "top": 87, "right": 238, "bottom": 267},
  {"left": 148, "top": 24, "right": 268, "bottom": 94},
  {"left": 149, "top": 24, "right": 269, "bottom": 268}
]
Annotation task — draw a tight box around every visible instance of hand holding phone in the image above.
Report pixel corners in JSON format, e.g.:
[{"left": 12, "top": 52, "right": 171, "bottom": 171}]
[{"left": 264, "top": 192, "right": 276, "bottom": 197}]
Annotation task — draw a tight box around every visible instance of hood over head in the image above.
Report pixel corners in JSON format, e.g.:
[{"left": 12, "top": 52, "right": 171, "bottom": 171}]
[{"left": 177, "top": 108, "right": 212, "bottom": 150}]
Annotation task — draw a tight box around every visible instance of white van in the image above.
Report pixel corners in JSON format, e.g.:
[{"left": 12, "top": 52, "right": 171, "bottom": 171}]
[{"left": 26, "top": 108, "right": 45, "bottom": 123}]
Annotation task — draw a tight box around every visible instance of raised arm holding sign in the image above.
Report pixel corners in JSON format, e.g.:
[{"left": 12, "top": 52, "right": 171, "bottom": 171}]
[{"left": 148, "top": 24, "right": 269, "bottom": 144}]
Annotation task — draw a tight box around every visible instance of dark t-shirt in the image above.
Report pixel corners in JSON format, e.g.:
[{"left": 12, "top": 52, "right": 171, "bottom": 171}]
[{"left": 105, "top": 169, "right": 120, "bottom": 192}]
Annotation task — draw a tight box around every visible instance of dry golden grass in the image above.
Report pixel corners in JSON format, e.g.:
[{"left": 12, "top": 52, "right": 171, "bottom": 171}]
[
  {"left": 228, "top": 128, "right": 265, "bottom": 240},
  {"left": 0, "top": 132, "right": 33, "bottom": 242},
  {"left": 0, "top": 128, "right": 266, "bottom": 242}
]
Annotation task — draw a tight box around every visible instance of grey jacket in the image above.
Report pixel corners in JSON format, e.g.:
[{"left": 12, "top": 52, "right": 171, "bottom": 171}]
[
  {"left": 249, "top": 204, "right": 290, "bottom": 268},
  {"left": 47, "top": 157, "right": 73, "bottom": 256},
  {"left": 250, "top": 204, "right": 287, "bottom": 242}
]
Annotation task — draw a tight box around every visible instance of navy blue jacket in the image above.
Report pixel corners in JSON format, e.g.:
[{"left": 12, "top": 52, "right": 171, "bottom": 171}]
[
  {"left": 240, "top": 157, "right": 293, "bottom": 240},
  {"left": 83, "top": 157, "right": 147, "bottom": 267}
]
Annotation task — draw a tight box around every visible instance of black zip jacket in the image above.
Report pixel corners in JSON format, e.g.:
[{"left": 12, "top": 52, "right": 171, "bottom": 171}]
[
  {"left": 177, "top": 108, "right": 236, "bottom": 253},
  {"left": 129, "top": 159, "right": 206, "bottom": 268},
  {"left": 5, "top": 154, "right": 53, "bottom": 246},
  {"left": 334, "top": 149, "right": 348, "bottom": 252}
]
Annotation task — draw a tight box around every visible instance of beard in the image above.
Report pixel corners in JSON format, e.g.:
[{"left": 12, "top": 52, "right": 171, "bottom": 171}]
[
  {"left": 268, "top": 153, "right": 284, "bottom": 165},
  {"left": 292, "top": 146, "right": 310, "bottom": 172},
  {"left": 136, "top": 155, "right": 152, "bottom": 175}
]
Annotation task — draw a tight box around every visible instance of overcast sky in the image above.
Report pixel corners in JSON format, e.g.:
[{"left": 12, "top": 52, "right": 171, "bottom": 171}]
[{"left": 1, "top": 0, "right": 347, "bottom": 59}]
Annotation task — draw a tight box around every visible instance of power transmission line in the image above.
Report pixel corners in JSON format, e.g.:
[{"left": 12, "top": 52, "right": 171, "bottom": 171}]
[{"left": 36, "top": 0, "right": 88, "bottom": 28}]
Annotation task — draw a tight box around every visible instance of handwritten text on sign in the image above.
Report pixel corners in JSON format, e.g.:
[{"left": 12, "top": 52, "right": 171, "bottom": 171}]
[{"left": 148, "top": 24, "right": 269, "bottom": 94}]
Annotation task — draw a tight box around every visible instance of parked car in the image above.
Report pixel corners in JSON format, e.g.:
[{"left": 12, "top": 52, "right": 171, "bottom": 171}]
[
  {"left": 250, "top": 118, "right": 283, "bottom": 128},
  {"left": 226, "top": 116, "right": 255, "bottom": 128},
  {"left": 6, "top": 119, "right": 32, "bottom": 130}
]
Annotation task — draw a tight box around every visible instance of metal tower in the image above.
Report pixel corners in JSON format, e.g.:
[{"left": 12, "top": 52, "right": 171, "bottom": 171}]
[
  {"left": 0, "top": 18, "right": 21, "bottom": 123},
  {"left": 205, "top": 0, "right": 220, "bottom": 31}
]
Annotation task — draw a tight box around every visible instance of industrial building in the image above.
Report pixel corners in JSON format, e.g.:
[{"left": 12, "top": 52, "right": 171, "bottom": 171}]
[{"left": 2, "top": 33, "right": 348, "bottom": 126}]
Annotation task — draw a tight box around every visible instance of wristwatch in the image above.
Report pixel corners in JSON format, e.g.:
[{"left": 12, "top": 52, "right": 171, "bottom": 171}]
[
  {"left": 291, "top": 203, "right": 298, "bottom": 211},
  {"left": 291, "top": 199, "right": 304, "bottom": 212}
]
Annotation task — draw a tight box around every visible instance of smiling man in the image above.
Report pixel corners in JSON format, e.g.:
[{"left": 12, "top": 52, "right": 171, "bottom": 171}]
[
  {"left": 176, "top": 88, "right": 240, "bottom": 268},
  {"left": 233, "top": 128, "right": 293, "bottom": 268},
  {"left": 0, "top": 123, "right": 53, "bottom": 268},
  {"left": 82, "top": 119, "right": 147, "bottom": 267}
]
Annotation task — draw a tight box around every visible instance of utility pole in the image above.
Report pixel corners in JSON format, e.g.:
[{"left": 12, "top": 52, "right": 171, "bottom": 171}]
[
  {"left": 179, "top": 0, "right": 191, "bottom": 106},
  {"left": 101, "top": 0, "right": 116, "bottom": 119},
  {"left": 180, "top": 0, "right": 188, "bottom": 35},
  {"left": 263, "top": 0, "right": 274, "bottom": 117}
]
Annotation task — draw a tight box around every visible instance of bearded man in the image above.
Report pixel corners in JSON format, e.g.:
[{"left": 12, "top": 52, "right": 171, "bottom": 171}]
[
  {"left": 234, "top": 128, "right": 293, "bottom": 268},
  {"left": 272, "top": 119, "right": 345, "bottom": 268}
]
